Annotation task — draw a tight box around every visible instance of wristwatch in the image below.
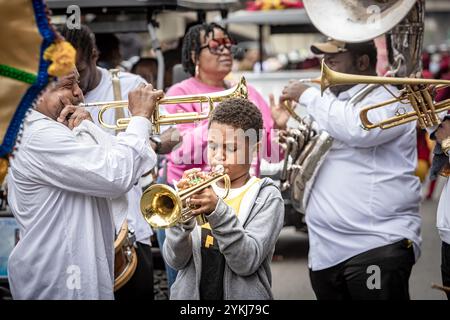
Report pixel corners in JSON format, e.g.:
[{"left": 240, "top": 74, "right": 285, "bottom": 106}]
[
  {"left": 150, "top": 135, "right": 162, "bottom": 154},
  {"left": 441, "top": 137, "right": 450, "bottom": 156}
]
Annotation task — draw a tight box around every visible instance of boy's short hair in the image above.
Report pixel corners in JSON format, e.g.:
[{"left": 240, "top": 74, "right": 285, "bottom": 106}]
[{"left": 209, "top": 98, "right": 263, "bottom": 142}]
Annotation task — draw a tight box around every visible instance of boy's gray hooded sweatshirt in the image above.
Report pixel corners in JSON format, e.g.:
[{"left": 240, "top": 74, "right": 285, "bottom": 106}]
[{"left": 163, "top": 177, "right": 285, "bottom": 300}]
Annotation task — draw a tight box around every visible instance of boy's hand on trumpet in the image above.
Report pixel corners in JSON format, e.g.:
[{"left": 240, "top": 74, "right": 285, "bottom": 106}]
[
  {"left": 188, "top": 187, "right": 219, "bottom": 218},
  {"left": 128, "top": 83, "right": 164, "bottom": 120}
]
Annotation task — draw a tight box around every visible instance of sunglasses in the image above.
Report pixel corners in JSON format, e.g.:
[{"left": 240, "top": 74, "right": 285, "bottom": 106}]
[{"left": 200, "top": 38, "right": 234, "bottom": 55}]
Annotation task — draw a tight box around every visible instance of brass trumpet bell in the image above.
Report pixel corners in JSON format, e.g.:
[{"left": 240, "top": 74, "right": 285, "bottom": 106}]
[
  {"left": 140, "top": 166, "right": 231, "bottom": 228},
  {"left": 141, "top": 184, "right": 184, "bottom": 228},
  {"left": 80, "top": 76, "right": 248, "bottom": 134}
]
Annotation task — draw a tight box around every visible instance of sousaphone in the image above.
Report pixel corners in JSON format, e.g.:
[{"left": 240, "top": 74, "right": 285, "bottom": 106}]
[{"left": 303, "top": 0, "right": 424, "bottom": 77}]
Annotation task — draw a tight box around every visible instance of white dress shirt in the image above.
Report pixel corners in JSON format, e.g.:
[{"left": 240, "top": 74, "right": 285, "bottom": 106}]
[
  {"left": 437, "top": 172, "right": 450, "bottom": 245},
  {"left": 426, "top": 117, "right": 450, "bottom": 245},
  {"left": 300, "top": 84, "right": 422, "bottom": 271},
  {"left": 85, "top": 67, "right": 152, "bottom": 244},
  {"left": 7, "top": 110, "right": 156, "bottom": 299},
  {"left": 72, "top": 120, "right": 130, "bottom": 234}
]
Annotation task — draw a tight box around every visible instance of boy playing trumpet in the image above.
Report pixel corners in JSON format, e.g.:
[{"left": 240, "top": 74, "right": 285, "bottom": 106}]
[{"left": 163, "top": 97, "right": 284, "bottom": 300}]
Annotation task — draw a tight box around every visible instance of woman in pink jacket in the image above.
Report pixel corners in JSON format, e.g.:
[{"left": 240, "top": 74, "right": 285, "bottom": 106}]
[{"left": 162, "top": 23, "right": 283, "bottom": 186}]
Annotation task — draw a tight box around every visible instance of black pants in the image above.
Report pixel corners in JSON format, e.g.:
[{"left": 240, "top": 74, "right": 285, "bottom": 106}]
[
  {"left": 441, "top": 241, "right": 450, "bottom": 300},
  {"left": 115, "top": 242, "right": 154, "bottom": 300},
  {"left": 309, "top": 239, "right": 415, "bottom": 300}
]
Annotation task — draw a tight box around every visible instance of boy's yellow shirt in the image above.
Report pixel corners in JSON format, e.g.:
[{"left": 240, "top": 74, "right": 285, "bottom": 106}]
[{"left": 201, "top": 178, "right": 260, "bottom": 232}]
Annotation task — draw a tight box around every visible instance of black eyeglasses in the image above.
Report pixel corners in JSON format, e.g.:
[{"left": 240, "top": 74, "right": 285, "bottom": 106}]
[{"left": 200, "top": 38, "right": 234, "bottom": 55}]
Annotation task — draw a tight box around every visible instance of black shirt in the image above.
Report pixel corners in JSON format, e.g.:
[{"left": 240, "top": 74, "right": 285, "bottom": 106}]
[{"left": 199, "top": 226, "right": 226, "bottom": 300}]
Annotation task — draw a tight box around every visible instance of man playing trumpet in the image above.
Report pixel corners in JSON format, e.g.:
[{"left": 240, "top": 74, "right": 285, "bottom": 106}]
[
  {"left": 274, "top": 38, "right": 422, "bottom": 300},
  {"left": 7, "top": 70, "right": 161, "bottom": 299},
  {"left": 60, "top": 25, "right": 181, "bottom": 299}
]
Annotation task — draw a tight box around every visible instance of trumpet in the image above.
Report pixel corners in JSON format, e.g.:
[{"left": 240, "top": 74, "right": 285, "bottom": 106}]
[
  {"left": 80, "top": 76, "right": 248, "bottom": 134},
  {"left": 140, "top": 165, "right": 231, "bottom": 229},
  {"left": 303, "top": 60, "right": 450, "bottom": 130}
]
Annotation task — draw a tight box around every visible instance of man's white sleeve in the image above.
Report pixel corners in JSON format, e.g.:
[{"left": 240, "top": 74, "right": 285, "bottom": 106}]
[
  {"left": 301, "top": 87, "right": 414, "bottom": 148},
  {"left": 21, "top": 117, "right": 156, "bottom": 198}
]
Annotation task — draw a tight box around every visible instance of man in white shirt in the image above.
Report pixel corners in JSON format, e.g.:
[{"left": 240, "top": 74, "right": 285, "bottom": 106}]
[
  {"left": 277, "top": 39, "right": 422, "bottom": 300},
  {"left": 431, "top": 120, "right": 450, "bottom": 299},
  {"left": 7, "top": 70, "right": 162, "bottom": 299},
  {"left": 60, "top": 24, "right": 160, "bottom": 300}
]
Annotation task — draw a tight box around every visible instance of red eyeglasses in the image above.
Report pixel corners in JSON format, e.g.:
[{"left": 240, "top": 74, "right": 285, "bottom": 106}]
[{"left": 200, "top": 38, "right": 234, "bottom": 55}]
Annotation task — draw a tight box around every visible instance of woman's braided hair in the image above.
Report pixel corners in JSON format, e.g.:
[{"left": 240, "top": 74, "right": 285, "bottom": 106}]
[{"left": 181, "top": 22, "right": 230, "bottom": 76}]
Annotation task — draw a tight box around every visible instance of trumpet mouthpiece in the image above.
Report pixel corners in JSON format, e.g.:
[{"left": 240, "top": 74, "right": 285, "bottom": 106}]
[{"left": 214, "top": 165, "right": 225, "bottom": 173}]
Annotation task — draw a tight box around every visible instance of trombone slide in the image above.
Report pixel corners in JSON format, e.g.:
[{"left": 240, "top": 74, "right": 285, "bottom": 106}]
[{"left": 306, "top": 60, "right": 450, "bottom": 130}]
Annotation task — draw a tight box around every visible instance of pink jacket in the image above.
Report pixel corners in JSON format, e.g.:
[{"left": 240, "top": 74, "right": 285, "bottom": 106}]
[{"left": 160, "top": 76, "right": 280, "bottom": 184}]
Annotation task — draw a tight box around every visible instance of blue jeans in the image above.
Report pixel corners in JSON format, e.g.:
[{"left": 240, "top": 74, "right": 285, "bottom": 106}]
[{"left": 155, "top": 175, "right": 178, "bottom": 289}]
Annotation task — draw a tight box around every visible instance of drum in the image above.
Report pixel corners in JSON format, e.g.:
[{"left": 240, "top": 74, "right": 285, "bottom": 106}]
[
  {"left": 0, "top": 213, "right": 18, "bottom": 279},
  {"left": 113, "top": 220, "right": 137, "bottom": 291},
  {"left": 0, "top": 206, "right": 18, "bottom": 299}
]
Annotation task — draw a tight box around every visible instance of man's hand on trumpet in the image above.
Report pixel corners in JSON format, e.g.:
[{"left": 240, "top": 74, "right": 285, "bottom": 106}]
[
  {"left": 269, "top": 80, "right": 311, "bottom": 131},
  {"left": 128, "top": 83, "right": 164, "bottom": 120},
  {"left": 57, "top": 97, "right": 93, "bottom": 130},
  {"left": 280, "top": 80, "right": 309, "bottom": 104}
]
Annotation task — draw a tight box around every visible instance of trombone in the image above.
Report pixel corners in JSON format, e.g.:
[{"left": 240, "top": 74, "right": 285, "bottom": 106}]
[
  {"left": 302, "top": 60, "right": 450, "bottom": 130},
  {"left": 80, "top": 76, "right": 248, "bottom": 134},
  {"left": 140, "top": 166, "right": 231, "bottom": 228}
]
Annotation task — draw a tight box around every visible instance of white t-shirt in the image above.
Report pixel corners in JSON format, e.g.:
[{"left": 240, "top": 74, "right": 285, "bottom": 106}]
[
  {"left": 300, "top": 84, "right": 422, "bottom": 271},
  {"left": 437, "top": 174, "right": 450, "bottom": 245},
  {"left": 85, "top": 67, "right": 152, "bottom": 244}
]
